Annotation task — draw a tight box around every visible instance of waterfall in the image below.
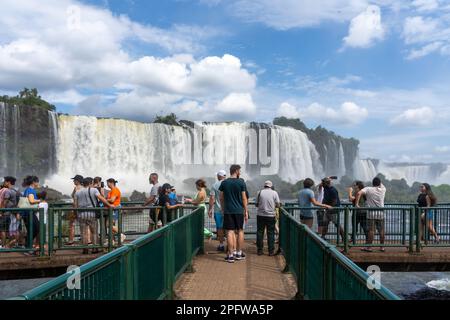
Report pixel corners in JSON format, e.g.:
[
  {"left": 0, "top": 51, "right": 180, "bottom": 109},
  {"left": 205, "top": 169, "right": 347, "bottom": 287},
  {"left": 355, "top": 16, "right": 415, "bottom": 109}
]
[
  {"left": 0, "top": 102, "right": 7, "bottom": 173},
  {"left": 48, "top": 111, "right": 59, "bottom": 176},
  {"left": 378, "top": 163, "right": 446, "bottom": 185},
  {"left": 353, "top": 158, "right": 378, "bottom": 182},
  {"left": 45, "top": 116, "right": 324, "bottom": 194}
]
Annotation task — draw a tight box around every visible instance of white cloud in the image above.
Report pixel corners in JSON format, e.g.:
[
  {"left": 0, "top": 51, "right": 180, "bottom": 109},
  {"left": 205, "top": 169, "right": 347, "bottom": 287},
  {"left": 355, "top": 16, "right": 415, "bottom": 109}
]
[
  {"left": 298, "top": 101, "right": 368, "bottom": 125},
  {"left": 215, "top": 93, "right": 256, "bottom": 116},
  {"left": 402, "top": 14, "right": 450, "bottom": 59},
  {"left": 0, "top": 0, "right": 258, "bottom": 122},
  {"left": 343, "top": 5, "right": 385, "bottom": 49},
  {"left": 390, "top": 107, "right": 435, "bottom": 126},
  {"left": 277, "top": 102, "right": 300, "bottom": 118},
  {"left": 229, "top": 0, "right": 369, "bottom": 30}
]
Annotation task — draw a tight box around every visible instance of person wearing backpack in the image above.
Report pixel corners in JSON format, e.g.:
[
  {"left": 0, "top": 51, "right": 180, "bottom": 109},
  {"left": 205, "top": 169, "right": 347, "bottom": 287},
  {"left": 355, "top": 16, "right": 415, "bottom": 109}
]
[
  {"left": 255, "top": 181, "right": 281, "bottom": 256},
  {"left": 74, "top": 177, "right": 112, "bottom": 254}
]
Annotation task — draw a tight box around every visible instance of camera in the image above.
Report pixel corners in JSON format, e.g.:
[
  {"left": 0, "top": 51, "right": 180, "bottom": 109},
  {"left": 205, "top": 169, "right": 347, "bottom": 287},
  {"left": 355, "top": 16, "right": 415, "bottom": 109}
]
[{"left": 101, "top": 182, "right": 105, "bottom": 188}]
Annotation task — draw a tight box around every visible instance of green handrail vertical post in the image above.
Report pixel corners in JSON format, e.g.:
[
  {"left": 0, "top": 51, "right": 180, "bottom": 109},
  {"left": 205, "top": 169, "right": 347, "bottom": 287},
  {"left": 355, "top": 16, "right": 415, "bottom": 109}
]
[
  {"left": 344, "top": 207, "right": 349, "bottom": 254},
  {"left": 27, "top": 210, "right": 33, "bottom": 250},
  {"left": 108, "top": 208, "right": 113, "bottom": 252},
  {"left": 118, "top": 208, "right": 122, "bottom": 247},
  {"left": 200, "top": 206, "right": 205, "bottom": 254},
  {"left": 48, "top": 208, "right": 54, "bottom": 256},
  {"left": 99, "top": 209, "right": 105, "bottom": 250},
  {"left": 39, "top": 208, "right": 45, "bottom": 257},
  {"left": 402, "top": 209, "right": 407, "bottom": 246},
  {"left": 57, "top": 211, "right": 62, "bottom": 249},
  {"left": 409, "top": 208, "right": 414, "bottom": 253},
  {"left": 165, "top": 224, "right": 175, "bottom": 300},
  {"left": 352, "top": 207, "right": 357, "bottom": 245},
  {"left": 415, "top": 206, "right": 421, "bottom": 253}
]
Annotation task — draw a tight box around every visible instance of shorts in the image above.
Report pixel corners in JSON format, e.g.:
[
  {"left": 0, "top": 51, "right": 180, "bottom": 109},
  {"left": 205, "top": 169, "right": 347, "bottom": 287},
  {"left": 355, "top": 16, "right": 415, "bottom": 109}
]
[
  {"left": 422, "top": 209, "right": 434, "bottom": 221},
  {"left": 317, "top": 210, "right": 338, "bottom": 227},
  {"left": 214, "top": 212, "right": 224, "bottom": 229},
  {"left": 367, "top": 219, "right": 385, "bottom": 233},
  {"left": 223, "top": 214, "right": 244, "bottom": 231},
  {"left": 149, "top": 208, "right": 160, "bottom": 225},
  {"left": 300, "top": 215, "right": 314, "bottom": 221},
  {"left": 113, "top": 206, "right": 121, "bottom": 222}
]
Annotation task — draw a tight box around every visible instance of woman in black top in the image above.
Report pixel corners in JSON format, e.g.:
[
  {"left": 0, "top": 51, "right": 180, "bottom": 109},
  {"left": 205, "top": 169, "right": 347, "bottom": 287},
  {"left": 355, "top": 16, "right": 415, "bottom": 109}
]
[{"left": 417, "top": 183, "right": 440, "bottom": 243}]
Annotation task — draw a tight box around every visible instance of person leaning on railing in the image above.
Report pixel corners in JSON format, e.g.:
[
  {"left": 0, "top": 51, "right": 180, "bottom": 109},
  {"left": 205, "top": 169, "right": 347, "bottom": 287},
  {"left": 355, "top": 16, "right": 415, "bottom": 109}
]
[
  {"left": 355, "top": 177, "right": 386, "bottom": 252},
  {"left": 298, "top": 178, "right": 332, "bottom": 230},
  {"left": 158, "top": 183, "right": 184, "bottom": 227},
  {"left": 73, "top": 177, "right": 114, "bottom": 254}
]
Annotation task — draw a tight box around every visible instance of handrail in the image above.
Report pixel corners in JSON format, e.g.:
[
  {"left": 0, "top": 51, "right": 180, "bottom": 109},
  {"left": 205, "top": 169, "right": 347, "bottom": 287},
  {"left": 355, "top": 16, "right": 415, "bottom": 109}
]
[
  {"left": 16, "top": 206, "right": 205, "bottom": 300},
  {"left": 280, "top": 207, "right": 401, "bottom": 300}
]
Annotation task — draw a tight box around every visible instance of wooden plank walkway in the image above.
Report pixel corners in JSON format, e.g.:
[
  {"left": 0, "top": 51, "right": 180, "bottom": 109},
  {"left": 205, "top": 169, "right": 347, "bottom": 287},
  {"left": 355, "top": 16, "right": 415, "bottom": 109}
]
[{"left": 174, "top": 240, "right": 297, "bottom": 300}]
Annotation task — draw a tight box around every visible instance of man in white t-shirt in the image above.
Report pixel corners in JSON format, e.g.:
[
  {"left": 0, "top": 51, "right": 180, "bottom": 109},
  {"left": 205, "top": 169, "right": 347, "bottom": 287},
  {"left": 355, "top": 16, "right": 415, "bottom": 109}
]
[
  {"left": 355, "top": 177, "right": 386, "bottom": 252},
  {"left": 144, "top": 173, "right": 160, "bottom": 233}
]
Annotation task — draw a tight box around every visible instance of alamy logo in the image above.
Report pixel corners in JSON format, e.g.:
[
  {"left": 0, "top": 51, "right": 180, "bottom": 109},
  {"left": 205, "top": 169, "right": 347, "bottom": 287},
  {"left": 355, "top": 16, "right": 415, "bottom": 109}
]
[
  {"left": 66, "top": 265, "right": 81, "bottom": 290},
  {"left": 366, "top": 265, "right": 381, "bottom": 290}
]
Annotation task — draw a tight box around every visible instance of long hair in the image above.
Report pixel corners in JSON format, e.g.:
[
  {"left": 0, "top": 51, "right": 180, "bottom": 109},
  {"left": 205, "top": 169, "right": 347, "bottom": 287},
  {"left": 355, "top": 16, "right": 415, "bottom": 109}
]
[{"left": 423, "top": 183, "right": 437, "bottom": 206}]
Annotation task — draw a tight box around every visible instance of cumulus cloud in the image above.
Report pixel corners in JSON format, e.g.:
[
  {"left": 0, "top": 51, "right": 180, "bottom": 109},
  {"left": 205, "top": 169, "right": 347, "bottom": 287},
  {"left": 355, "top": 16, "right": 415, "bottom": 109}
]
[
  {"left": 278, "top": 101, "right": 368, "bottom": 125},
  {"left": 390, "top": 107, "right": 435, "bottom": 126},
  {"left": 215, "top": 93, "right": 257, "bottom": 117},
  {"left": 343, "top": 5, "right": 385, "bottom": 49},
  {"left": 0, "top": 0, "right": 257, "bottom": 122},
  {"left": 277, "top": 102, "right": 300, "bottom": 118}
]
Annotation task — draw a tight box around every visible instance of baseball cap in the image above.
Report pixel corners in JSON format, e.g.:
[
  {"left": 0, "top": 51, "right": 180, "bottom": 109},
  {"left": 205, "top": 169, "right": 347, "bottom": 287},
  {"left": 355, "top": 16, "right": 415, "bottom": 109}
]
[
  {"left": 71, "top": 175, "right": 84, "bottom": 182},
  {"left": 217, "top": 170, "right": 227, "bottom": 177},
  {"left": 264, "top": 180, "right": 273, "bottom": 188}
]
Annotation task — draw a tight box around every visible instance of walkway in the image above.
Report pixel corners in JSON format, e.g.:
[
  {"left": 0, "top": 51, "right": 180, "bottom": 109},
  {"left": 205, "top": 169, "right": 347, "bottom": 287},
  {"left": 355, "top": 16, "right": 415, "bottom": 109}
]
[{"left": 175, "top": 240, "right": 297, "bottom": 300}]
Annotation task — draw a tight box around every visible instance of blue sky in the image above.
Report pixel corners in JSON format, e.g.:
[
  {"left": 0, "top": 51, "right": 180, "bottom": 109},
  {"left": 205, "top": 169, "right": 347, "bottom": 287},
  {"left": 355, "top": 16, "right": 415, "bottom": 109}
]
[{"left": 1, "top": 0, "right": 450, "bottom": 163}]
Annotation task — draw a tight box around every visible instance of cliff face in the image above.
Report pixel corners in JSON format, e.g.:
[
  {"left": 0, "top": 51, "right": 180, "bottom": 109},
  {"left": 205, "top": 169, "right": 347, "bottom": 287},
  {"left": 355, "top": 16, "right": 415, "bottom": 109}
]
[
  {"left": 273, "top": 117, "right": 360, "bottom": 178},
  {"left": 0, "top": 102, "right": 57, "bottom": 181}
]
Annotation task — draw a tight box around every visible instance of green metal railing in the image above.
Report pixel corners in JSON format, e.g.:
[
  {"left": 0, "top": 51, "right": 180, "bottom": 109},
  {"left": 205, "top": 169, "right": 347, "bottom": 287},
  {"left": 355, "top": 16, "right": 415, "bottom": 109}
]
[
  {"left": 284, "top": 205, "right": 450, "bottom": 253},
  {"left": 0, "top": 205, "right": 201, "bottom": 256},
  {"left": 279, "top": 208, "right": 400, "bottom": 300},
  {"left": 15, "top": 206, "right": 205, "bottom": 300}
]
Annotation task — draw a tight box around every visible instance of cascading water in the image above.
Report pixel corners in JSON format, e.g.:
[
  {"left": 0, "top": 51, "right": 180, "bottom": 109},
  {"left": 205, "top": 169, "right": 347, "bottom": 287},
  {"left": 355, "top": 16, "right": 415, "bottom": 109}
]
[
  {"left": 46, "top": 116, "right": 324, "bottom": 194},
  {"left": 353, "top": 158, "right": 378, "bottom": 182}
]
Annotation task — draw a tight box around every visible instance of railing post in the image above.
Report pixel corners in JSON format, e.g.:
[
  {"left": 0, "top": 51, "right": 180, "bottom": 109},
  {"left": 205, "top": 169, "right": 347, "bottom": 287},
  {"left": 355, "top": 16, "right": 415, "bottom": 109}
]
[
  {"left": 48, "top": 208, "right": 54, "bottom": 256},
  {"left": 39, "top": 208, "right": 45, "bottom": 257},
  {"left": 57, "top": 211, "right": 62, "bottom": 249},
  {"left": 118, "top": 208, "right": 123, "bottom": 247},
  {"left": 108, "top": 208, "right": 113, "bottom": 252},
  {"left": 99, "top": 208, "right": 105, "bottom": 250},
  {"left": 199, "top": 206, "right": 205, "bottom": 255},
  {"left": 324, "top": 248, "right": 334, "bottom": 300},
  {"left": 27, "top": 210, "right": 34, "bottom": 250},
  {"left": 409, "top": 208, "right": 414, "bottom": 253},
  {"left": 402, "top": 209, "right": 407, "bottom": 246},
  {"left": 344, "top": 207, "right": 349, "bottom": 254},
  {"left": 415, "top": 206, "right": 421, "bottom": 253}
]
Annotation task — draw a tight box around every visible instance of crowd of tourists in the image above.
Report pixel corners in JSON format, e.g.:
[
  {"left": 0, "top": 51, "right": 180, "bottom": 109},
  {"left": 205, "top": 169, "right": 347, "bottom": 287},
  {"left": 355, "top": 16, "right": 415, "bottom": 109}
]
[{"left": 0, "top": 167, "right": 442, "bottom": 259}]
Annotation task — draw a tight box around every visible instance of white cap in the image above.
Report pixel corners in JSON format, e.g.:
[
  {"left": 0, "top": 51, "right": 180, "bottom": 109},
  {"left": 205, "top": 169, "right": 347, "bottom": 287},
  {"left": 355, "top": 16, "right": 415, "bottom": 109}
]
[
  {"left": 264, "top": 180, "right": 273, "bottom": 188},
  {"left": 217, "top": 170, "right": 227, "bottom": 177}
]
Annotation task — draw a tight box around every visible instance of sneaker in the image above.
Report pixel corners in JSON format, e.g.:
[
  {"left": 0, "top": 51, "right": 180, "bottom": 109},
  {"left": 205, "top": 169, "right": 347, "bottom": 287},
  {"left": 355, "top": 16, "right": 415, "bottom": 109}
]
[
  {"left": 269, "top": 252, "right": 276, "bottom": 256},
  {"left": 257, "top": 250, "right": 263, "bottom": 256},
  {"left": 225, "top": 256, "right": 235, "bottom": 263},
  {"left": 121, "top": 234, "right": 127, "bottom": 243},
  {"left": 235, "top": 252, "right": 246, "bottom": 261},
  {"left": 217, "top": 245, "right": 225, "bottom": 252}
]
